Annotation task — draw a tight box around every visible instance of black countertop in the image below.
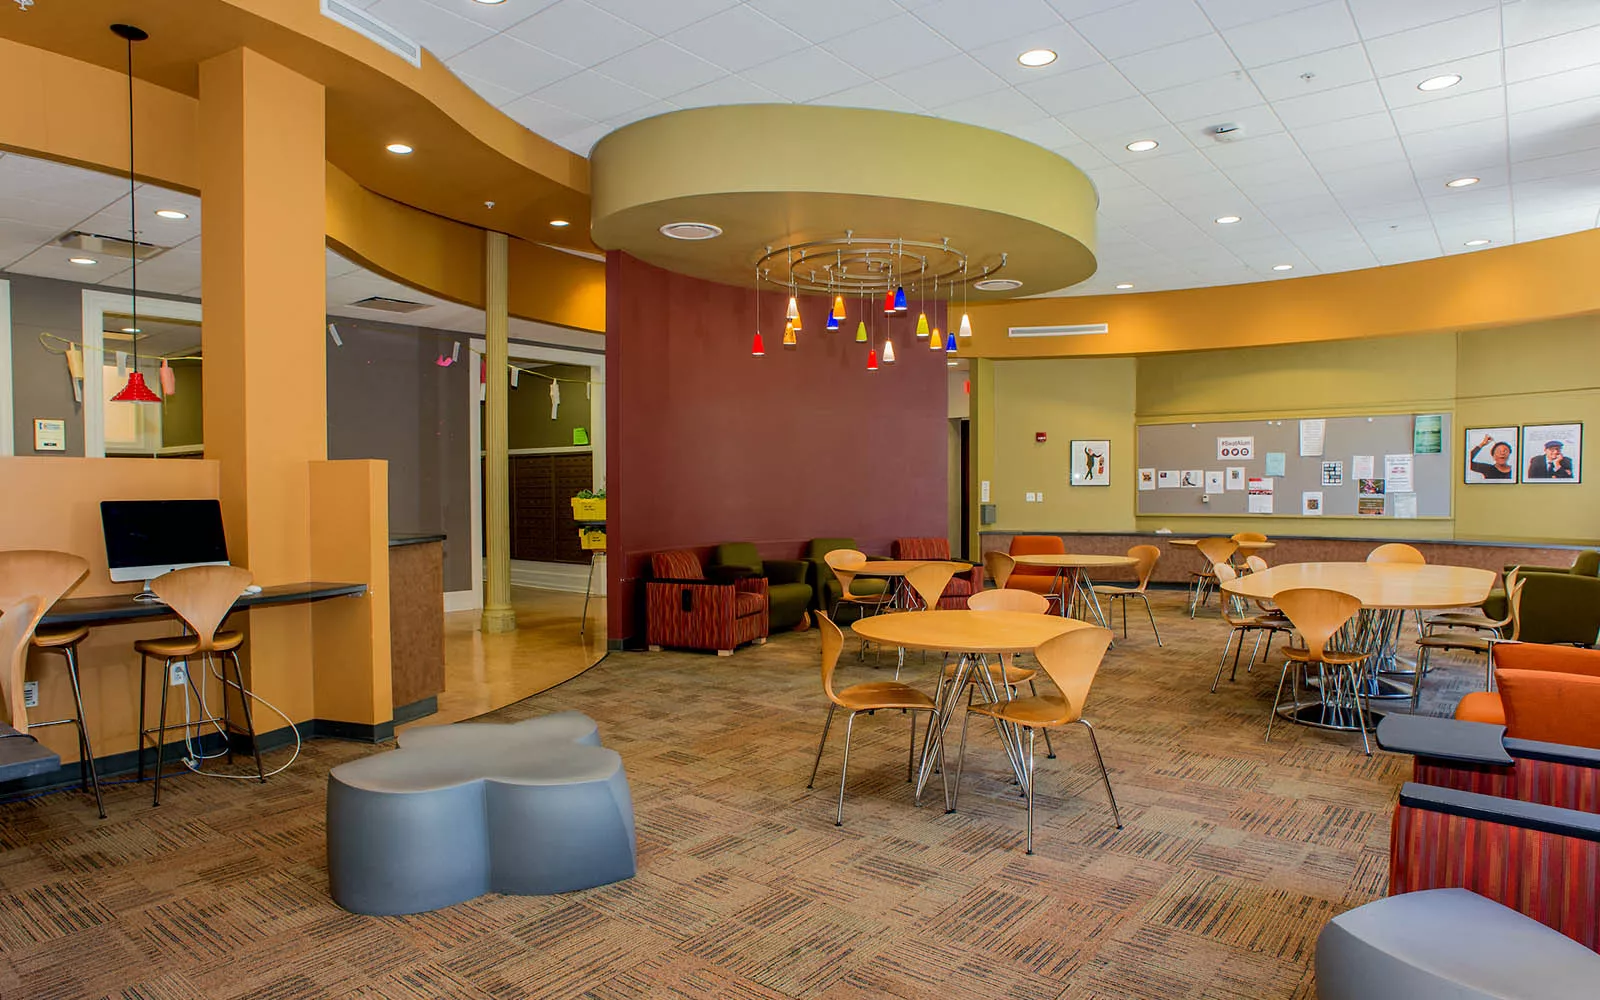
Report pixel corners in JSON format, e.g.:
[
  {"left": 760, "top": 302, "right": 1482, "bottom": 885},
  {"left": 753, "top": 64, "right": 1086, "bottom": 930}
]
[
  {"left": 389, "top": 534, "right": 446, "bottom": 548},
  {"left": 41, "top": 582, "right": 368, "bottom": 628}
]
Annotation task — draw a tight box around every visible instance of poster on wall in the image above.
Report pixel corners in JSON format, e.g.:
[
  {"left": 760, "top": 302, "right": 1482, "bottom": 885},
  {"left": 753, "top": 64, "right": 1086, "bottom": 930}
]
[
  {"left": 1393, "top": 493, "right": 1418, "bottom": 518},
  {"left": 1385, "top": 454, "right": 1415, "bottom": 494},
  {"left": 1302, "top": 491, "right": 1323, "bottom": 516},
  {"left": 1180, "top": 469, "right": 1203, "bottom": 488},
  {"left": 1217, "top": 436, "right": 1254, "bottom": 461},
  {"left": 1138, "top": 468, "right": 1157, "bottom": 491},
  {"left": 1358, "top": 496, "right": 1386, "bottom": 516},
  {"left": 1071, "top": 440, "right": 1111, "bottom": 486},
  {"left": 1321, "top": 461, "right": 1344, "bottom": 487},
  {"left": 1299, "top": 419, "right": 1325, "bottom": 457},
  {"left": 1158, "top": 470, "right": 1179, "bottom": 489},
  {"left": 1247, "top": 477, "right": 1274, "bottom": 514},
  {"left": 1464, "top": 427, "right": 1519, "bottom": 483},
  {"left": 1353, "top": 455, "right": 1375, "bottom": 479},
  {"left": 1358, "top": 478, "right": 1385, "bottom": 496},
  {"left": 1264, "top": 452, "right": 1287, "bottom": 477},
  {"left": 1521, "top": 423, "right": 1582, "bottom": 483},
  {"left": 1414, "top": 414, "right": 1443, "bottom": 455},
  {"left": 1204, "top": 471, "right": 1225, "bottom": 494},
  {"left": 1226, "top": 467, "right": 1246, "bottom": 490}
]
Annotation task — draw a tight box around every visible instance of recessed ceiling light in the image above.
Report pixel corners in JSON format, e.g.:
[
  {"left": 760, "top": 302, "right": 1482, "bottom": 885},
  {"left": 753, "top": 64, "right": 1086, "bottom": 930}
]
[
  {"left": 1445, "top": 176, "right": 1479, "bottom": 188},
  {"left": 1417, "top": 74, "right": 1461, "bottom": 92},
  {"left": 385, "top": 142, "right": 413, "bottom": 155},
  {"left": 1018, "top": 49, "right": 1058, "bottom": 68},
  {"left": 1272, "top": 264, "right": 1293, "bottom": 271},
  {"left": 1115, "top": 283, "right": 1134, "bottom": 289},
  {"left": 120, "top": 327, "right": 141, "bottom": 333},
  {"left": 549, "top": 219, "right": 570, "bottom": 228},
  {"left": 1125, "top": 139, "right": 1159, "bottom": 152},
  {"left": 659, "top": 221, "right": 722, "bottom": 240},
  {"left": 1464, "top": 238, "right": 1492, "bottom": 247},
  {"left": 472, "top": 0, "right": 507, "bottom": 4},
  {"left": 69, "top": 257, "right": 97, "bottom": 265},
  {"left": 974, "top": 278, "right": 1023, "bottom": 291},
  {"left": 1215, "top": 215, "right": 1241, "bottom": 225},
  {"left": 154, "top": 208, "right": 188, "bottom": 220}
]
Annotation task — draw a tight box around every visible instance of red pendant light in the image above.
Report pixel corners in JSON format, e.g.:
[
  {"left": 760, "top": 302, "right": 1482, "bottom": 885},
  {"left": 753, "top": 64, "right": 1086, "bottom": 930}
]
[
  {"left": 867, "top": 348, "right": 879, "bottom": 371},
  {"left": 751, "top": 331, "right": 765, "bottom": 356},
  {"left": 882, "top": 289, "right": 895, "bottom": 314},
  {"left": 110, "top": 370, "right": 162, "bottom": 402},
  {"left": 109, "top": 24, "right": 161, "bottom": 403}
]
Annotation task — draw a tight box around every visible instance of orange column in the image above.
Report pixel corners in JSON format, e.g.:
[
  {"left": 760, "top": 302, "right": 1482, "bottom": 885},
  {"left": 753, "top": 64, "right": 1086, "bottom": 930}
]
[{"left": 199, "top": 48, "right": 327, "bottom": 723}]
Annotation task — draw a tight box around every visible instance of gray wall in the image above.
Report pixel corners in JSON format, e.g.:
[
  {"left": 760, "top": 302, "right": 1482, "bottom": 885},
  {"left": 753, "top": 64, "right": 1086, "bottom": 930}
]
[
  {"left": 326, "top": 317, "right": 472, "bottom": 592},
  {"left": 8, "top": 272, "right": 92, "bottom": 456}
]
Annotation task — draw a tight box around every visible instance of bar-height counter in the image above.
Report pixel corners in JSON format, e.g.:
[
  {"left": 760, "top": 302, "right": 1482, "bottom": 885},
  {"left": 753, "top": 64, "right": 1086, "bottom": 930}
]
[{"left": 389, "top": 534, "right": 446, "bottom": 723}]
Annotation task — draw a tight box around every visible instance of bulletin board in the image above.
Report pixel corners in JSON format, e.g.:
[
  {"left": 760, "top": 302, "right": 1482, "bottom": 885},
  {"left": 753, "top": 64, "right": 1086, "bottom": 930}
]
[{"left": 1135, "top": 413, "right": 1453, "bottom": 518}]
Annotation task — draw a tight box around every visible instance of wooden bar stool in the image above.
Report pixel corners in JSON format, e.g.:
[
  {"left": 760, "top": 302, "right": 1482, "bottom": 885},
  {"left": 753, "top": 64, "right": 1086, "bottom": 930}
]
[
  {"left": 1268, "top": 588, "right": 1371, "bottom": 754},
  {"left": 136, "top": 565, "right": 264, "bottom": 805},
  {"left": 0, "top": 550, "right": 102, "bottom": 818}
]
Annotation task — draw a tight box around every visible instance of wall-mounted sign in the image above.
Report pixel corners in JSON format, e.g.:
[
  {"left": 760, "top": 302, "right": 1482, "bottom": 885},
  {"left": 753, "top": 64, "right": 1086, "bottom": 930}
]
[
  {"left": 33, "top": 418, "right": 65, "bottom": 452},
  {"left": 1217, "top": 436, "right": 1254, "bottom": 460}
]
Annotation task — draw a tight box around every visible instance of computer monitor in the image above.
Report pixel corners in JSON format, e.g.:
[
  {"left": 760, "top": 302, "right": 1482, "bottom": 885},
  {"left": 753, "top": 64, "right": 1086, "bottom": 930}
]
[{"left": 101, "top": 499, "right": 230, "bottom": 585}]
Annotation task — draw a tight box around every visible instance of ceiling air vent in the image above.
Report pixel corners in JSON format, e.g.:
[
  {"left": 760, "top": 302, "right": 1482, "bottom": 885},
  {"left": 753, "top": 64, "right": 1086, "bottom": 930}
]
[
  {"left": 320, "top": 0, "right": 422, "bottom": 68},
  {"left": 1008, "top": 323, "right": 1109, "bottom": 338},
  {"left": 52, "top": 231, "right": 166, "bottom": 260},
  {"left": 351, "top": 296, "right": 429, "bottom": 314}
]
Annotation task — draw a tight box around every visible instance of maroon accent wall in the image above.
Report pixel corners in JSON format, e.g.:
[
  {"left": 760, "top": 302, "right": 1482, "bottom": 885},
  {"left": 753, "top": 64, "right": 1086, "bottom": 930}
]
[{"left": 606, "top": 253, "right": 949, "bottom": 643}]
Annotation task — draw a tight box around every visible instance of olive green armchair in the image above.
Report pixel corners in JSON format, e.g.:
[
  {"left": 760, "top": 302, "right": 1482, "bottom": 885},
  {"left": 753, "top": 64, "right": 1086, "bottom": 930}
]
[
  {"left": 710, "top": 543, "right": 813, "bottom": 632},
  {"left": 1483, "top": 550, "right": 1600, "bottom": 647},
  {"left": 804, "top": 537, "right": 888, "bottom": 615}
]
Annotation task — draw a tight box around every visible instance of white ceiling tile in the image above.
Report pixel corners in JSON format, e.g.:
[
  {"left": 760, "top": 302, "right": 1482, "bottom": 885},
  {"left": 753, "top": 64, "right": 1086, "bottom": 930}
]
[
  {"left": 1345, "top": 0, "right": 1497, "bottom": 39},
  {"left": 446, "top": 34, "right": 581, "bottom": 97},
  {"left": 913, "top": 0, "right": 1065, "bottom": 51},
  {"left": 940, "top": 89, "right": 1054, "bottom": 129},
  {"left": 425, "top": 0, "right": 560, "bottom": 29},
  {"left": 1270, "top": 80, "right": 1387, "bottom": 128},
  {"left": 1513, "top": 146, "right": 1600, "bottom": 183},
  {"left": 672, "top": 74, "right": 784, "bottom": 109},
  {"left": 1095, "top": 123, "right": 1195, "bottom": 163},
  {"left": 530, "top": 70, "right": 655, "bottom": 120},
  {"left": 1377, "top": 49, "right": 1503, "bottom": 110},
  {"left": 667, "top": 5, "right": 812, "bottom": 73},
  {"left": 1069, "top": 0, "right": 1214, "bottom": 59},
  {"left": 1053, "top": 141, "right": 1116, "bottom": 171},
  {"left": 1249, "top": 44, "right": 1373, "bottom": 101},
  {"left": 1501, "top": 0, "right": 1600, "bottom": 47},
  {"left": 556, "top": 123, "right": 614, "bottom": 154},
  {"left": 1176, "top": 105, "right": 1288, "bottom": 149},
  {"left": 448, "top": 70, "right": 523, "bottom": 108},
  {"left": 367, "top": 0, "right": 494, "bottom": 60},
  {"left": 742, "top": 46, "right": 872, "bottom": 103},
  {"left": 1506, "top": 64, "right": 1600, "bottom": 113},
  {"left": 1510, "top": 109, "right": 1600, "bottom": 161},
  {"left": 1362, "top": 8, "right": 1501, "bottom": 77},
  {"left": 1016, "top": 62, "right": 1137, "bottom": 115},
  {"left": 810, "top": 80, "right": 926, "bottom": 114},
  {"left": 7, "top": 247, "right": 133, "bottom": 284},
  {"left": 1290, "top": 111, "right": 1398, "bottom": 151},
  {"left": 500, "top": 95, "right": 598, "bottom": 136},
  {"left": 1114, "top": 33, "right": 1240, "bottom": 92},
  {"left": 747, "top": 0, "right": 905, "bottom": 43},
  {"left": 1221, "top": 1, "right": 1359, "bottom": 68},
  {"left": 1196, "top": 0, "right": 1323, "bottom": 31},
  {"left": 1056, "top": 95, "right": 1168, "bottom": 140},
  {"left": 1005, "top": 117, "right": 1084, "bottom": 150},
  {"left": 1401, "top": 117, "right": 1507, "bottom": 161},
  {"left": 883, "top": 54, "right": 1008, "bottom": 110},
  {"left": 966, "top": 25, "right": 1106, "bottom": 84},
  {"left": 582, "top": 0, "right": 740, "bottom": 36},
  {"left": 506, "top": 0, "right": 652, "bottom": 66},
  {"left": 0, "top": 197, "right": 99, "bottom": 232},
  {"left": 1304, "top": 136, "right": 1409, "bottom": 172},
  {"left": 824, "top": 12, "right": 961, "bottom": 77},
  {"left": 595, "top": 40, "right": 728, "bottom": 98},
  {"left": 1390, "top": 86, "right": 1504, "bottom": 134},
  {"left": 1506, "top": 24, "right": 1600, "bottom": 83},
  {"left": 1146, "top": 72, "right": 1263, "bottom": 122}
]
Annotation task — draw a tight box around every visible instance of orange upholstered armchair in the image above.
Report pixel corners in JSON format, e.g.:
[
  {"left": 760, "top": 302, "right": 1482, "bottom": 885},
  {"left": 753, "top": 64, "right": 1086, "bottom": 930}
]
[
  {"left": 1005, "top": 536, "right": 1066, "bottom": 604},
  {"left": 1455, "top": 644, "right": 1600, "bottom": 749},
  {"left": 645, "top": 550, "right": 768, "bottom": 656},
  {"left": 892, "top": 537, "right": 981, "bottom": 609}
]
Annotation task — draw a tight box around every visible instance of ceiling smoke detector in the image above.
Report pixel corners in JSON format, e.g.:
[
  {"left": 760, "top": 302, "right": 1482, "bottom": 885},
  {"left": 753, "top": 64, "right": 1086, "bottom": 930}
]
[
  {"left": 1209, "top": 123, "right": 1244, "bottom": 142},
  {"left": 974, "top": 278, "right": 1022, "bottom": 291}
]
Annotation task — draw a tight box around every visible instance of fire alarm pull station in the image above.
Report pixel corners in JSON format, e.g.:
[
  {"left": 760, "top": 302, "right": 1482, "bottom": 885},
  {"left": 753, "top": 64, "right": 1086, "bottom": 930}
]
[{"left": 1035, "top": 432, "right": 1047, "bottom": 443}]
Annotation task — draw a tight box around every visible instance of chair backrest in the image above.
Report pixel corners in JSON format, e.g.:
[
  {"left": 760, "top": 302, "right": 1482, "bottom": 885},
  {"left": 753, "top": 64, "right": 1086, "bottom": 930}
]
[
  {"left": 1495, "top": 668, "right": 1600, "bottom": 750},
  {"left": 905, "top": 562, "right": 959, "bottom": 610},
  {"left": 1573, "top": 550, "right": 1600, "bottom": 577},
  {"left": 1231, "top": 532, "right": 1268, "bottom": 543},
  {"left": 1498, "top": 570, "right": 1526, "bottom": 640},
  {"left": 1493, "top": 641, "right": 1600, "bottom": 679},
  {"left": 806, "top": 537, "right": 858, "bottom": 561},
  {"left": 1196, "top": 537, "right": 1238, "bottom": 568},
  {"left": 893, "top": 537, "right": 950, "bottom": 561},
  {"left": 817, "top": 610, "right": 845, "bottom": 704},
  {"left": 1273, "top": 588, "right": 1362, "bottom": 659},
  {"left": 1368, "top": 543, "right": 1425, "bottom": 565},
  {"left": 967, "top": 588, "right": 1049, "bottom": 614},
  {"left": 651, "top": 550, "right": 704, "bottom": 580},
  {"left": 1213, "top": 562, "right": 1247, "bottom": 616},
  {"left": 823, "top": 548, "right": 867, "bottom": 595},
  {"left": 1032, "top": 626, "right": 1114, "bottom": 722},
  {"left": 150, "top": 565, "right": 254, "bottom": 652},
  {"left": 1128, "top": 545, "right": 1160, "bottom": 591},
  {"left": 1009, "top": 535, "right": 1064, "bottom": 577},
  {"left": 0, "top": 550, "right": 90, "bottom": 637},
  {"left": 712, "top": 542, "right": 762, "bottom": 575},
  {"left": 1245, "top": 554, "right": 1269, "bottom": 574},
  {"left": 984, "top": 550, "right": 1016, "bottom": 590},
  {"left": 1, "top": 597, "right": 43, "bottom": 732}
]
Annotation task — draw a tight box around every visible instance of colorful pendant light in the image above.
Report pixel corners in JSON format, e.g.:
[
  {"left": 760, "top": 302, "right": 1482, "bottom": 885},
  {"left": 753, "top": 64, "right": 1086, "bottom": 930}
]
[
  {"left": 786, "top": 295, "right": 799, "bottom": 321},
  {"left": 930, "top": 326, "right": 942, "bottom": 350},
  {"left": 751, "top": 332, "right": 765, "bottom": 356},
  {"left": 959, "top": 312, "right": 972, "bottom": 337},
  {"left": 782, "top": 320, "right": 796, "bottom": 347},
  {"left": 108, "top": 24, "right": 161, "bottom": 404},
  {"left": 882, "top": 289, "right": 895, "bottom": 314},
  {"left": 832, "top": 294, "right": 845, "bottom": 321},
  {"left": 867, "top": 348, "right": 879, "bottom": 371},
  {"left": 915, "top": 312, "right": 930, "bottom": 337},
  {"left": 791, "top": 307, "right": 801, "bottom": 332},
  {"left": 893, "top": 285, "right": 908, "bottom": 312},
  {"left": 855, "top": 320, "right": 867, "bottom": 343},
  {"left": 945, "top": 330, "right": 958, "bottom": 353},
  {"left": 825, "top": 310, "right": 839, "bottom": 331},
  {"left": 883, "top": 338, "right": 896, "bottom": 364}
]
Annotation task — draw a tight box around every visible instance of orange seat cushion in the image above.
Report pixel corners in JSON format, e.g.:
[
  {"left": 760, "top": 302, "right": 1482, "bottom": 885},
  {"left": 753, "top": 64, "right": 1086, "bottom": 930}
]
[
  {"left": 1453, "top": 691, "right": 1505, "bottom": 726},
  {"left": 1493, "top": 642, "right": 1600, "bottom": 678},
  {"left": 734, "top": 592, "right": 765, "bottom": 618},
  {"left": 1496, "top": 668, "right": 1600, "bottom": 750}
]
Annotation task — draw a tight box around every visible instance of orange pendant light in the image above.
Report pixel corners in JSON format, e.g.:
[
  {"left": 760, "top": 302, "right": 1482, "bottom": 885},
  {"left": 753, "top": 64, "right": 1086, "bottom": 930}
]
[
  {"left": 832, "top": 294, "right": 845, "bottom": 320},
  {"left": 782, "top": 320, "right": 796, "bottom": 347},
  {"left": 929, "top": 326, "right": 942, "bottom": 350}
]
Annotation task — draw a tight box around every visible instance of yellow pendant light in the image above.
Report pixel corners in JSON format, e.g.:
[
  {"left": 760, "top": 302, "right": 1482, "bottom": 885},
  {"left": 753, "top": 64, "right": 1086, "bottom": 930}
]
[
  {"left": 783, "top": 319, "right": 796, "bottom": 347},
  {"left": 855, "top": 320, "right": 867, "bottom": 343},
  {"left": 792, "top": 307, "right": 802, "bottom": 332},
  {"left": 915, "top": 312, "right": 929, "bottom": 337}
]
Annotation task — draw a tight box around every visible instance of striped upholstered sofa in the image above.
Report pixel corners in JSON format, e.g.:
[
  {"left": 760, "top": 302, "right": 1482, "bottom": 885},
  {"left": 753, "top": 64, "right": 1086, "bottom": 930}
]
[
  {"left": 892, "top": 537, "right": 982, "bottom": 609},
  {"left": 645, "top": 550, "right": 768, "bottom": 656}
]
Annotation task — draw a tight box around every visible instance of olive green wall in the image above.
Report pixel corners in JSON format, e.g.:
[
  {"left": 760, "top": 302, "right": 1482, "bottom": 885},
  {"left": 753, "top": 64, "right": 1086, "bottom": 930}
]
[
  {"left": 160, "top": 360, "right": 204, "bottom": 448},
  {"left": 971, "top": 316, "right": 1600, "bottom": 548},
  {"left": 497, "top": 362, "right": 593, "bottom": 451}
]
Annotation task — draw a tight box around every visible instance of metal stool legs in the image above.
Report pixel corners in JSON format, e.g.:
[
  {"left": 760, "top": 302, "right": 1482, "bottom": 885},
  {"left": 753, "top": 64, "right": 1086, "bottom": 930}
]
[{"left": 33, "top": 644, "right": 106, "bottom": 818}]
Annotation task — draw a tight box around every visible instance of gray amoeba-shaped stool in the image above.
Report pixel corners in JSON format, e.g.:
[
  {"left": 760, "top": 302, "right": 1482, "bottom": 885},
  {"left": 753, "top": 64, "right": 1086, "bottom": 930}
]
[{"left": 327, "top": 711, "right": 635, "bottom": 915}]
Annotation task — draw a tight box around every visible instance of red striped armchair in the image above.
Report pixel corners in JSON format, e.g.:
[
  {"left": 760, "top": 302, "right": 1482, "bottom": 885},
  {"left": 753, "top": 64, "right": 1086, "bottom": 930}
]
[
  {"left": 892, "top": 537, "right": 982, "bottom": 610},
  {"left": 645, "top": 550, "right": 768, "bottom": 656}
]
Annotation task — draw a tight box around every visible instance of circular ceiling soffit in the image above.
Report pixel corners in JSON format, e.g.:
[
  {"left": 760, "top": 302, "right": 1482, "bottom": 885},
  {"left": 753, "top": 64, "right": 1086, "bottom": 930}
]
[{"left": 588, "top": 105, "right": 1098, "bottom": 297}]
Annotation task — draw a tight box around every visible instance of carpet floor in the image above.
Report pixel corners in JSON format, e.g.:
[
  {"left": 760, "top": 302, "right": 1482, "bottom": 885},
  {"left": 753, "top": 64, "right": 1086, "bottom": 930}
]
[{"left": 0, "top": 590, "right": 1489, "bottom": 999}]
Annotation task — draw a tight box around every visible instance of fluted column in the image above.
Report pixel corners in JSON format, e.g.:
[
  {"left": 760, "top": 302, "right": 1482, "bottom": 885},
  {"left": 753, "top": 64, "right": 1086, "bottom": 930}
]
[{"left": 480, "top": 229, "right": 517, "bottom": 633}]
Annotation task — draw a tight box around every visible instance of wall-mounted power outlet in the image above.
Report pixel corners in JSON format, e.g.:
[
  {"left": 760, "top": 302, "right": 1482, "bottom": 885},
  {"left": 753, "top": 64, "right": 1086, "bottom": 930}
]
[
  {"left": 169, "top": 662, "right": 187, "bottom": 687},
  {"left": 1025, "top": 492, "right": 1037, "bottom": 502},
  {"left": 22, "top": 681, "right": 39, "bottom": 709},
  {"left": 1036, "top": 491, "right": 1045, "bottom": 502}
]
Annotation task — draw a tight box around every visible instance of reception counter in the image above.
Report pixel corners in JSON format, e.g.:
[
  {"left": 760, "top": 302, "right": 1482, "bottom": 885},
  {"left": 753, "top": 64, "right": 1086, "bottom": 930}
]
[{"left": 389, "top": 534, "right": 446, "bottom": 724}]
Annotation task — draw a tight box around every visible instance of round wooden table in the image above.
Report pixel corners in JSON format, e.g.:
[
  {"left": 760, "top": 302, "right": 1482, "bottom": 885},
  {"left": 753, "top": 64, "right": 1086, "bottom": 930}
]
[
  {"left": 853, "top": 610, "right": 1088, "bottom": 798},
  {"left": 1011, "top": 554, "right": 1139, "bottom": 627},
  {"left": 849, "top": 559, "right": 974, "bottom": 610},
  {"left": 1169, "top": 538, "right": 1277, "bottom": 554},
  {"left": 1221, "top": 562, "right": 1495, "bottom": 730}
]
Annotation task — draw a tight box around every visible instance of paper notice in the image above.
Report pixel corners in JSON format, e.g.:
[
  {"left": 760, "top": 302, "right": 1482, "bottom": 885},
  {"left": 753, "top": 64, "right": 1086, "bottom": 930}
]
[
  {"left": 1138, "top": 468, "right": 1156, "bottom": 492},
  {"left": 1248, "top": 478, "right": 1275, "bottom": 514},
  {"left": 1302, "top": 491, "right": 1323, "bottom": 516},
  {"left": 1352, "top": 455, "right": 1375, "bottom": 479},
  {"left": 1181, "top": 470, "right": 1203, "bottom": 488},
  {"left": 1299, "top": 419, "right": 1326, "bottom": 457},
  {"left": 1321, "top": 461, "right": 1344, "bottom": 487},
  {"left": 1204, "top": 471, "right": 1225, "bottom": 494},
  {"left": 1217, "top": 436, "right": 1254, "bottom": 461},
  {"left": 1226, "top": 467, "right": 1246, "bottom": 490},
  {"left": 1264, "top": 452, "right": 1287, "bottom": 477},
  {"left": 1392, "top": 493, "right": 1418, "bottom": 519},
  {"left": 1358, "top": 496, "right": 1385, "bottom": 516},
  {"left": 1157, "top": 470, "right": 1179, "bottom": 489},
  {"left": 1385, "top": 454, "right": 1414, "bottom": 494}
]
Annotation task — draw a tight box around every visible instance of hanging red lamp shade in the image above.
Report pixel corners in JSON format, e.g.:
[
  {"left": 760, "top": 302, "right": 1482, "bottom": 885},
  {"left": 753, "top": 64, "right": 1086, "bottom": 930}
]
[
  {"left": 751, "top": 331, "right": 765, "bottom": 356},
  {"left": 110, "top": 370, "right": 161, "bottom": 402},
  {"left": 866, "top": 348, "right": 879, "bottom": 371},
  {"left": 882, "top": 289, "right": 895, "bottom": 314}
]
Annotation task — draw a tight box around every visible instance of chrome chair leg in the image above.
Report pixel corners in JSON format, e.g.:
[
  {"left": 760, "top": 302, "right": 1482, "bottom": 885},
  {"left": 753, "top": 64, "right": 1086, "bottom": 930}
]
[
  {"left": 835, "top": 711, "right": 857, "bottom": 826},
  {"left": 1211, "top": 628, "right": 1238, "bottom": 693},
  {"left": 153, "top": 656, "right": 173, "bottom": 806},
  {"left": 137, "top": 654, "right": 148, "bottom": 782},
  {"left": 951, "top": 705, "right": 972, "bottom": 811},
  {"left": 1348, "top": 662, "right": 1372, "bottom": 756},
  {"left": 1080, "top": 719, "right": 1121, "bottom": 829},
  {"left": 1410, "top": 645, "right": 1431, "bottom": 712},
  {"left": 807, "top": 703, "right": 836, "bottom": 788},
  {"left": 227, "top": 651, "right": 266, "bottom": 782},
  {"left": 1140, "top": 593, "right": 1162, "bottom": 646},
  {"left": 1266, "top": 660, "right": 1293, "bottom": 743},
  {"left": 1025, "top": 728, "right": 1037, "bottom": 854},
  {"left": 907, "top": 710, "right": 916, "bottom": 782}
]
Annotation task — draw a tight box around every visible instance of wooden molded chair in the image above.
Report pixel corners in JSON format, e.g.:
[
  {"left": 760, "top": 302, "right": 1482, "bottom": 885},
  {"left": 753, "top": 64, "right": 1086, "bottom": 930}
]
[
  {"left": 984, "top": 550, "right": 1016, "bottom": 591},
  {"left": 1368, "top": 543, "right": 1426, "bottom": 565},
  {"left": 1092, "top": 545, "right": 1162, "bottom": 645},
  {"left": 1244, "top": 554, "right": 1269, "bottom": 574},
  {"left": 1269, "top": 588, "right": 1370, "bottom": 754},
  {"left": 905, "top": 562, "right": 961, "bottom": 612},
  {"left": 823, "top": 549, "right": 894, "bottom": 621},
  {"left": 1209, "top": 563, "right": 1291, "bottom": 692},
  {"left": 806, "top": 611, "right": 948, "bottom": 825},
  {"left": 1190, "top": 537, "right": 1240, "bottom": 618},
  {"left": 136, "top": 564, "right": 264, "bottom": 805},
  {"left": 954, "top": 625, "right": 1119, "bottom": 853},
  {"left": 0, "top": 550, "right": 101, "bottom": 817},
  {"left": 1413, "top": 571, "right": 1524, "bottom": 711},
  {"left": 967, "top": 589, "right": 1049, "bottom": 615},
  {"left": 954, "top": 588, "right": 1056, "bottom": 757},
  {"left": 1231, "top": 532, "right": 1268, "bottom": 544},
  {"left": 1, "top": 597, "right": 44, "bottom": 737}
]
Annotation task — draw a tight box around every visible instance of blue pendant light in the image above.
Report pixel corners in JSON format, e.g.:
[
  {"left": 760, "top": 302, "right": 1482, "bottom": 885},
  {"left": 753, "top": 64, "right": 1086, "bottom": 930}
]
[
  {"left": 893, "top": 285, "right": 908, "bottom": 312},
  {"left": 944, "top": 330, "right": 957, "bottom": 353}
]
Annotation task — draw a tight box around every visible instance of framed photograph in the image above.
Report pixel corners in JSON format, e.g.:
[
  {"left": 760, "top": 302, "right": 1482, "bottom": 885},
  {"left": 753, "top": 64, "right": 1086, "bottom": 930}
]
[
  {"left": 1521, "top": 423, "right": 1582, "bottom": 483},
  {"left": 1464, "top": 426, "right": 1518, "bottom": 484},
  {"left": 1071, "top": 440, "right": 1111, "bottom": 486}
]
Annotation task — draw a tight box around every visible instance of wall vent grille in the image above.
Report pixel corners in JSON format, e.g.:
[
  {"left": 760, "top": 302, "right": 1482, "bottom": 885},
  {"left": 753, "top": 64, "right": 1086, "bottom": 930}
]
[
  {"left": 321, "top": 0, "right": 422, "bottom": 67},
  {"left": 1008, "top": 323, "right": 1109, "bottom": 338}
]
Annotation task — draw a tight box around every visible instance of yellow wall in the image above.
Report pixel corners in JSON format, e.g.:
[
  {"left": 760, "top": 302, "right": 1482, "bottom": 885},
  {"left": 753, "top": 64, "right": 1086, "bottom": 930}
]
[{"left": 973, "top": 316, "right": 1600, "bottom": 548}]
